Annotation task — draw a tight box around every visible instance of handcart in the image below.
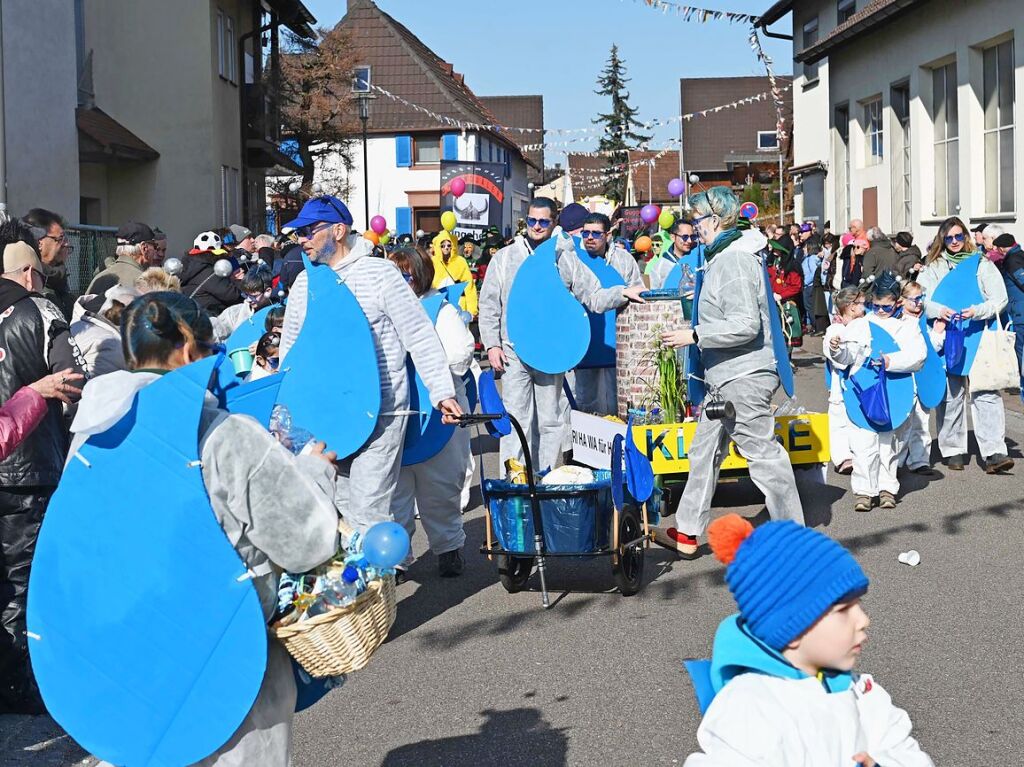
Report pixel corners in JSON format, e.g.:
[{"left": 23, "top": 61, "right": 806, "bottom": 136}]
[{"left": 459, "top": 412, "right": 655, "bottom": 608}]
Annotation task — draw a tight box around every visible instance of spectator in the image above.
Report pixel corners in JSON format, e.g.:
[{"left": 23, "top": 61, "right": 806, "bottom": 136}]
[
  {"left": 862, "top": 227, "right": 898, "bottom": 281},
  {"left": 151, "top": 228, "right": 168, "bottom": 266},
  {"left": 993, "top": 232, "right": 1024, "bottom": 395},
  {"left": 21, "top": 208, "right": 74, "bottom": 320},
  {"left": 981, "top": 224, "right": 1005, "bottom": 263},
  {"left": 135, "top": 267, "right": 181, "bottom": 294},
  {"left": 70, "top": 284, "right": 138, "bottom": 378},
  {"left": 0, "top": 229, "right": 85, "bottom": 713},
  {"left": 212, "top": 264, "right": 276, "bottom": 341},
  {"left": 971, "top": 223, "right": 988, "bottom": 248},
  {"left": 179, "top": 231, "right": 242, "bottom": 315},
  {"left": 847, "top": 218, "right": 865, "bottom": 240},
  {"left": 0, "top": 370, "right": 82, "bottom": 462},
  {"left": 839, "top": 237, "right": 868, "bottom": 288},
  {"left": 87, "top": 222, "right": 159, "bottom": 295},
  {"left": 228, "top": 224, "right": 255, "bottom": 253},
  {"left": 893, "top": 232, "right": 923, "bottom": 278}
]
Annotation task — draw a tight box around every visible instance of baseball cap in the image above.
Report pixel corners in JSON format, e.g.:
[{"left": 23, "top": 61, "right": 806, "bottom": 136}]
[
  {"left": 993, "top": 233, "right": 1016, "bottom": 248},
  {"left": 284, "top": 195, "right": 354, "bottom": 230},
  {"left": 971, "top": 223, "right": 988, "bottom": 234},
  {"left": 2, "top": 242, "right": 43, "bottom": 274},
  {"left": 558, "top": 203, "right": 588, "bottom": 232},
  {"left": 116, "top": 222, "right": 155, "bottom": 245},
  {"left": 189, "top": 231, "right": 227, "bottom": 255}
]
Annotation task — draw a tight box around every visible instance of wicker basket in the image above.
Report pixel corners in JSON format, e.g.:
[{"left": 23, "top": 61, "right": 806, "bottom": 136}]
[{"left": 273, "top": 574, "right": 397, "bottom": 677}]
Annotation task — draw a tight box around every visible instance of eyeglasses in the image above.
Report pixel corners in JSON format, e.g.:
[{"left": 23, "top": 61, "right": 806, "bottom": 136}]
[
  {"left": 944, "top": 233, "right": 966, "bottom": 245},
  {"left": 526, "top": 217, "right": 552, "bottom": 229},
  {"left": 295, "top": 222, "right": 333, "bottom": 239},
  {"left": 692, "top": 214, "right": 713, "bottom": 226},
  {"left": 264, "top": 356, "right": 280, "bottom": 370},
  {"left": 673, "top": 234, "right": 700, "bottom": 242},
  {"left": 903, "top": 295, "right": 924, "bottom": 304},
  {"left": 40, "top": 233, "right": 69, "bottom": 245},
  {"left": 579, "top": 230, "right": 606, "bottom": 240},
  {"left": 868, "top": 302, "right": 897, "bottom": 314}
]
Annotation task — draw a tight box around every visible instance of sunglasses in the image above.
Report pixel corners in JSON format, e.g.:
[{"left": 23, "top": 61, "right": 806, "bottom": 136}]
[
  {"left": 868, "top": 302, "right": 897, "bottom": 314},
  {"left": 579, "top": 230, "right": 606, "bottom": 240},
  {"left": 295, "top": 222, "right": 333, "bottom": 239},
  {"left": 673, "top": 234, "right": 700, "bottom": 242},
  {"left": 401, "top": 271, "right": 414, "bottom": 283},
  {"left": 903, "top": 295, "right": 924, "bottom": 304},
  {"left": 944, "top": 233, "right": 966, "bottom": 245},
  {"left": 526, "top": 217, "right": 552, "bottom": 228}
]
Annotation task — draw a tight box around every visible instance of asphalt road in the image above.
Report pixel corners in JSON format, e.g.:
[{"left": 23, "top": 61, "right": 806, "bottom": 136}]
[{"left": 4, "top": 339, "right": 1023, "bottom": 766}]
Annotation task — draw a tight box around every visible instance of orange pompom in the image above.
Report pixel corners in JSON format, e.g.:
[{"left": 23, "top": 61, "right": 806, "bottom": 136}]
[{"left": 707, "top": 514, "right": 754, "bottom": 565}]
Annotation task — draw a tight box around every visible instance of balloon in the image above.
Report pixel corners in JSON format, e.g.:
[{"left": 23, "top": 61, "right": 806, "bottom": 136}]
[
  {"left": 364, "top": 230, "right": 379, "bottom": 245},
  {"left": 634, "top": 236, "right": 653, "bottom": 253},
  {"left": 658, "top": 211, "right": 675, "bottom": 230},
  {"left": 379, "top": 231, "right": 391, "bottom": 245},
  {"left": 450, "top": 178, "right": 466, "bottom": 198},
  {"left": 362, "top": 522, "right": 410, "bottom": 569},
  {"left": 441, "top": 211, "right": 457, "bottom": 232},
  {"left": 213, "top": 259, "right": 234, "bottom": 278},
  {"left": 667, "top": 178, "right": 686, "bottom": 197},
  {"left": 163, "top": 257, "right": 183, "bottom": 276},
  {"left": 370, "top": 215, "right": 387, "bottom": 235},
  {"left": 640, "top": 204, "right": 660, "bottom": 224}
]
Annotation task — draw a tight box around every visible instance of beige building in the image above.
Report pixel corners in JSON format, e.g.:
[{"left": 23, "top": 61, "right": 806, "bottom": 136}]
[{"left": 1, "top": 0, "right": 313, "bottom": 270}]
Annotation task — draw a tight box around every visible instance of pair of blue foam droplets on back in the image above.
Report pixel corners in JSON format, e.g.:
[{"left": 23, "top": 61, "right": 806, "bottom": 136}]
[{"left": 827, "top": 254, "right": 990, "bottom": 432}]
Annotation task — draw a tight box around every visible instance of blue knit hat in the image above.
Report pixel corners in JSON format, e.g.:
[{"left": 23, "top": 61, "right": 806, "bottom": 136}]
[{"left": 708, "top": 515, "right": 869, "bottom": 651}]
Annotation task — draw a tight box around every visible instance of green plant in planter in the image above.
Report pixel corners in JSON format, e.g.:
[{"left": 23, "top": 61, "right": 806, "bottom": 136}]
[{"left": 634, "top": 323, "right": 687, "bottom": 424}]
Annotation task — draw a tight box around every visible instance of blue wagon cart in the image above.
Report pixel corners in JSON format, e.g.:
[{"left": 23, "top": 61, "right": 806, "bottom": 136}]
[{"left": 458, "top": 412, "right": 654, "bottom": 608}]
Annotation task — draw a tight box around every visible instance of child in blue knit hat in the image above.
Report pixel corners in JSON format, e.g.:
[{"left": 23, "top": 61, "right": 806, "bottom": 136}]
[{"left": 684, "top": 515, "right": 933, "bottom": 767}]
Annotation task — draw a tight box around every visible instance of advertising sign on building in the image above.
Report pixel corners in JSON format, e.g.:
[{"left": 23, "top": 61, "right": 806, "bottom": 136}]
[{"left": 440, "top": 161, "right": 506, "bottom": 239}]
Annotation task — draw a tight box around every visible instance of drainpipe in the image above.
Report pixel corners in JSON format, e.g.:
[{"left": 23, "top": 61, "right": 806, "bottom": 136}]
[{"left": 0, "top": 3, "right": 8, "bottom": 215}]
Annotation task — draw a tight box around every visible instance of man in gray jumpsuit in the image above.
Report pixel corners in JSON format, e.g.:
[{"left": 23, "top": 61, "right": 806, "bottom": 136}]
[
  {"left": 478, "top": 198, "right": 645, "bottom": 472},
  {"left": 660, "top": 187, "right": 804, "bottom": 556}
]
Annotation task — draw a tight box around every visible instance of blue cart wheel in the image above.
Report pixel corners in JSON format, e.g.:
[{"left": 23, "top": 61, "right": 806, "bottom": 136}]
[
  {"left": 497, "top": 555, "right": 534, "bottom": 593},
  {"left": 612, "top": 507, "right": 645, "bottom": 596}
]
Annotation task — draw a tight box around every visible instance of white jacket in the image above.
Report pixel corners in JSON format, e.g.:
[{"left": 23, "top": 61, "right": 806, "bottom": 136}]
[
  {"left": 828, "top": 314, "right": 926, "bottom": 376},
  {"left": 686, "top": 671, "right": 934, "bottom": 767}
]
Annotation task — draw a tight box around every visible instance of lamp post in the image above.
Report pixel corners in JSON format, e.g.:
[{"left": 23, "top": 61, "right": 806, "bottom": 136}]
[{"left": 357, "top": 93, "right": 371, "bottom": 229}]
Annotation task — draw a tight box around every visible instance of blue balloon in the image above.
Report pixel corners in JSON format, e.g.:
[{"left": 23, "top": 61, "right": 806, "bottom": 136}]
[{"left": 362, "top": 522, "right": 410, "bottom": 569}]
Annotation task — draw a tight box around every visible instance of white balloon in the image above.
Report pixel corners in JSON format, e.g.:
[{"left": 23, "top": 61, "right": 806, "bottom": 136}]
[
  {"left": 163, "top": 257, "right": 183, "bottom": 276},
  {"left": 415, "top": 229, "right": 425, "bottom": 239},
  {"left": 288, "top": 181, "right": 301, "bottom": 193},
  {"left": 688, "top": 173, "right": 701, "bottom": 183},
  {"left": 213, "top": 259, "right": 234, "bottom": 278}
]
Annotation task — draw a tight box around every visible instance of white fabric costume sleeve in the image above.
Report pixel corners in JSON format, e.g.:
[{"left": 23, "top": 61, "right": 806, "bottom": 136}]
[
  {"left": 279, "top": 270, "right": 308, "bottom": 361},
  {"left": 853, "top": 675, "right": 935, "bottom": 767},
  {"left": 695, "top": 251, "right": 762, "bottom": 350},
  {"left": 882, "top": 317, "right": 926, "bottom": 374},
  {"left": 555, "top": 236, "right": 625, "bottom": 314},
  {"left": 434, "top": 302, "right": 475, "bottom": 377},
  {"left": 684, "top": 682, "right": 788, "bottom": 766},
  {"left": 211, "top": 302, "right": 254, "bottom": 342},
  {"left": 478, "top": 250, "right": 505, "bottom": 350},
  {"left": 971, "top": 259, "right": 1009, "bottom": 320}
]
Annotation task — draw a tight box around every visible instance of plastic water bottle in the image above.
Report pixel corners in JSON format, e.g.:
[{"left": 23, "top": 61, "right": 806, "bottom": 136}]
[{"left": 337, "top": 566, "right": 361, "bottom": 604}]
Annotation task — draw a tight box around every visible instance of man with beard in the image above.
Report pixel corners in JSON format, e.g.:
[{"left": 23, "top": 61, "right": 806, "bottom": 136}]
[
  {"left": 21, "top": 209, "right": 74, "bottom": 320},
  {"left": 279, "top": 196, "right": 460, "bottom": 538},
  {"left": 87, "top": 222, "right": 160, "bottom": 295}
]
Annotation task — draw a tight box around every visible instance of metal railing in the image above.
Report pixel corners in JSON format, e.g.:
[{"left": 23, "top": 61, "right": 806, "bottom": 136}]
[{"left": 65, "top": 224, "right": 117, "bottom": 296}]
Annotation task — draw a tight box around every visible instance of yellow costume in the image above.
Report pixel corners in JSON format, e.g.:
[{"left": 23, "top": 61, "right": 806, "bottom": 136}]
[{"left": 430, "top": 231, "right": 479, "bottom": 317}]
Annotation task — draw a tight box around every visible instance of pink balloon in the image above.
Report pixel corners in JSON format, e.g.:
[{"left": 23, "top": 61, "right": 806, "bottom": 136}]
[
  {"left": 370, "top": 215, "right": 387, "bottom": 235},
  {"left": 451, "top": 178, "right": 467, "bottom": 198},
  {"left": 640, "top": 204, "right": 661, "bottom": 224}
]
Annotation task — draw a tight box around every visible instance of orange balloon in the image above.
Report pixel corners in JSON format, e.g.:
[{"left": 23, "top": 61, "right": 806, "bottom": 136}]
[
  {"left": 364, "top": 230, "right": 380, "bottom": 245},
  {"left": 634, "top": 235, "right": 652, "bottom": 253}
]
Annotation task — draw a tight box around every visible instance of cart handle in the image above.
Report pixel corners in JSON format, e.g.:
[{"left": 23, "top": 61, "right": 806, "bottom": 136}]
[{"left": 456, "top": 413, "right": 504, "bottom": 427}]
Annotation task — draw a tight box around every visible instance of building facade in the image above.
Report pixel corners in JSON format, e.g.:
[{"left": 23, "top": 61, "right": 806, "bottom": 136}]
[{"left": 759, "top": 0, "right": 1023, "bottom": 239}]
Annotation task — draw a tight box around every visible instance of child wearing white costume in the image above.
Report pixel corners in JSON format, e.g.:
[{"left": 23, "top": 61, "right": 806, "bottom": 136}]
[
  {"left": 895, "top": 282, "right": 944, "bottom": 476},
  {"left": 823, "top": 286, "right": 864, "bottom": 475}
]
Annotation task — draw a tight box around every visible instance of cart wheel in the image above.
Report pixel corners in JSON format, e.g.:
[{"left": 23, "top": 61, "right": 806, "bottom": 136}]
[
  {"left": 613, "top": 507, "right": 645, "bottom": 596},
  {"left": 497, "top": 555, "right": 534, "bottom": 593}
]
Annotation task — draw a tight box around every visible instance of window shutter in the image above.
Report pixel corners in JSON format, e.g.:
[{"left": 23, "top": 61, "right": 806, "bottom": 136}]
[
  {"left": 442, "top": 134, "right": 459, "bottom": 161},
  {"left": 505, "top": 152, "right": 512, "bottom": 179},
  {"left": 395, "top": 207, "right": 412, "bottom": 235},
  {"left": 395, "top": 135, "right": 412, "bottom": 167}
]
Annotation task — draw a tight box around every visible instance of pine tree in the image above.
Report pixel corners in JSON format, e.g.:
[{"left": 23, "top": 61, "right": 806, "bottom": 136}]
[{"left": 593, "top": 45, "right": 652, "bottom": 202}]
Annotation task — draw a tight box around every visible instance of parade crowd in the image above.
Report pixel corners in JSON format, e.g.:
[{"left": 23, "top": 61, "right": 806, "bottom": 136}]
[{"left": 0, "top": 182, "right": 1019, "bottom": 765}]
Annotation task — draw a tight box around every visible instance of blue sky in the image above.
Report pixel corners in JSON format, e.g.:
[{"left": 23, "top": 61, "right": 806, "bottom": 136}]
[{"left": 302, "top": 0, "right": 793, "bottom": 165}]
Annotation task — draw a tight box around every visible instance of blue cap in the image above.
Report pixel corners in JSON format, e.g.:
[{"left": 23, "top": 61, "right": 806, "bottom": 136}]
[
  {"left": 558, "top": 202, "right": 588, "bottom": 232},
  {"left": 284, "top": 195, "right": 354, "bottom": 230}
]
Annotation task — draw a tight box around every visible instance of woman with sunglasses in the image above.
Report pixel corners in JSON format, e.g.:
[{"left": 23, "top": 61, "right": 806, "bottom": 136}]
[
  {"left": 830, "top": 271, "right": 926, "bottom": 511},
  {"left": 66, "top": 292, "right": 340, "bottom": 765},
  {"left": 918, "top": 216, "right": 1013, "bottom": 473}
]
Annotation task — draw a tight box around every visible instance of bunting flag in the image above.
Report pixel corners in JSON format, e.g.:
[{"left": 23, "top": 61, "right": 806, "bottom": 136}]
[
  {"left": 749, "top": 27, "right": 789, "bottom": 143},
  {"left": 627, "top": 0, "right": 761, "bottom": 25}
]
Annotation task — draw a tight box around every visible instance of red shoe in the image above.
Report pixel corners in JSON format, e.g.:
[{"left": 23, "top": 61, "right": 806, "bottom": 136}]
[{"left": 654, "top": 527, "right": 699, "bottom": 558}]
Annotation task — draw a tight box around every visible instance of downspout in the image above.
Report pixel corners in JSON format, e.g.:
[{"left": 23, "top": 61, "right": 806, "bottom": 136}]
[{"left": 0, "top": 3, "right": 8, "bottom": 215}]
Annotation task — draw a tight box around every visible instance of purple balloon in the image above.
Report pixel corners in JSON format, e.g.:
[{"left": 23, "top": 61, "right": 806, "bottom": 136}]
[
  {"left": 370, "top": 215, "right": 387, "bottom": 235},
  {"left": 667, "top": 178, "right": 686, "bottom": 197},
  {"left": 640, "top": 204, "right": 661, "bottom": 224}
]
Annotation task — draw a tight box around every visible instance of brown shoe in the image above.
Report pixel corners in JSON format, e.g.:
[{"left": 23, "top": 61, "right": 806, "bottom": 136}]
[
  {"left": 854, "top": 495, "right": 872, "bottom": 512},
  {"left": 984, "top": 454, "right": 1014, "bottom": 474},
  {"left": 878, "top": 491, "right": 897, "bottom": 509}
]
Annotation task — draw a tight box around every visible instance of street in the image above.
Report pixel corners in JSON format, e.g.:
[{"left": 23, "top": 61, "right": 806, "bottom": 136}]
[{"left": 4, "top": 338, "right": 1021, "bottom": 766}]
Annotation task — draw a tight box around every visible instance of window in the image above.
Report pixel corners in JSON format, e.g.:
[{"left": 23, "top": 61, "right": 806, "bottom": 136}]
[
  {"left": 863, "top": 97, "right": 883, "bottom": 165},
  {"left": 834, "top": 103, "right": 851, "bottom": 228},
  {"left": 413, "top": 137, "right": 440, "bottom": 165},
  {"left": 983, "top": 39, "right": 1015, "bottom": 213},
  {"left": 837, "top": 0, "right": 856, "bottom": 24},
  {"left": 757, "top": 131, "right": 779, "bottom": 150},
  {"left": 217, "top": 9, "right": 236, "bottom": 83},
  {"left": 932, "top": 61, "right": 959, "bottom": 216},
  {"left": 220, "top": 165, "right": 239, "bottom": 226},
  {"left": 352, "top": 66, "right": 371, "bottom": 93},
  {"left": 802, "top": 18, "right": 819, "bottom": 81},
  {"left": 890, "top": 81, "right": 912, "bottom": 229}
]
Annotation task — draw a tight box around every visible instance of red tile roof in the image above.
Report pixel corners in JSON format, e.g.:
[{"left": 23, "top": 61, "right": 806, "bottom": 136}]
[
  {"left": 76, "top": 107, "right": 159, "bottom": 162},
  {"left": 479, "top": 96, "right": 544, "bottom": 181},
  {"left": 796, "top": 0, "right": 928, "bottom": 64}
]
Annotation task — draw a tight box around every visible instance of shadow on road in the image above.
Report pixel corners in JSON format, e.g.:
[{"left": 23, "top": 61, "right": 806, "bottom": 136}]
[{"left": 380, "top": 707, "right": 568, "bottom": 767}]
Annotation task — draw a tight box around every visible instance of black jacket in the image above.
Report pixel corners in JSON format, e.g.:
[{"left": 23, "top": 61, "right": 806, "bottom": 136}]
[
  {"left": 179, "top": 254, "right": 241, "bottom": 316},
  {"left": 895, "top": 245, "right": 923, "bottom": 279},
  {"left": 0, "top": 282, "right": 79, "bottom": 487}
]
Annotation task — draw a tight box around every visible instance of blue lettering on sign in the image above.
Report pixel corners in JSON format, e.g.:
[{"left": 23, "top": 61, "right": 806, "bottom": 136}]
[
  {"left": 645, "top": 429, "right": 673, "bottom": 460},
  {"left": 772, "top": 420, "right": 786, "bottom": 448},
  {"left": 677, "top": 429, "right": 688, "bottom": 460},
  {"left": 789, "top": 421, "right": 812, "bottom": 452}
]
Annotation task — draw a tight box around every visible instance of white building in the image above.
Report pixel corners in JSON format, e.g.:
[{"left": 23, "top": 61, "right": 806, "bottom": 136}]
[{"left": 758, "top": 0, "right": 1023, "bottom": 240}]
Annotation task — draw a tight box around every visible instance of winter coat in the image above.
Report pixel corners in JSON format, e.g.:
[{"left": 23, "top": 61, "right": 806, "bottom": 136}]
[
  {"left": 430, "top": 232, "right": 479, "bottom": 317},
  {"left": 694, "top": 228, "right": 779, "bottom": 388},
  {"left": 685, "top": 615, "right": 934, "bottom": 767},
  {"left": 87, "top": 256, "right": 144, "bottom": 296},
  {"left": 180, "top": 254, "right": 242, "bottom": 316},
  {"left": 919, "top": 253, "right": 1008, "bottom": 322},
  {"left": 999, "top": 244, "right": 1024, "bottom": 324},
  {"left": 861, "top": 241, "right": 898, "bottom": 281},
  {"left": 837, "top": 245, "right": 864, "bottom": 288},
  {"left": 768, "top": 266, "right": 802, "bottom": 301},
  {"left": 69, "top": 299, "right": 126, "bottom": 379},
  {"left": 69, "top": 370, "right": 339, "bottom": 767},
  {"left": 895, "top": 245, "right": 923, "bottom": 279},
  {"left": 0, "top": 281, "right": 85, "bottom": 487},
  {"left": 0, "top": 387, "right": 47, "bottom": 462},
  {"left": 478, "top": 233, "right": 626, "bottom": 352}
]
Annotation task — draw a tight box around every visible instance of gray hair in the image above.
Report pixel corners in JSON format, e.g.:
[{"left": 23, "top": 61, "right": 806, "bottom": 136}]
[
  {"left": 867, "top": 226, "right": 888, "bottom": 242},
  {"left": 116, "top": 243, "right": 144, "bottom": 260},
  {"left": 253, "top": 234, "right": 276, "bottom": 249},
  {"left": 984, "top": 224, "right": 1005, "bottom": 239},
  {"left": 687, "top": 186, "right": 740, "bottom": 229}
]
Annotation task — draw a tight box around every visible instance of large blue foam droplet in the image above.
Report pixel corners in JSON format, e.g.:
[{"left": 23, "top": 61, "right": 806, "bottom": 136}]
[
  {"left": 506, "top": 237, "right": 591, "bottom": 374},
  {"left": 574, "top": 237, "right": 625, "bottom": 369},
  {"left": 224, "top": 304, "right": 275, "bottom": 354},
  {"left": 914, "top": 316, "right": 947, "bottom": 410},
  {"left": 842, "top": 323, "right": 915, "bottom": 431},
  {"left": 928, "top": 253, "right": 994, "bottom": 376},
  {"left": 402, "top": 293, "right": 455, "bottom": 466}
]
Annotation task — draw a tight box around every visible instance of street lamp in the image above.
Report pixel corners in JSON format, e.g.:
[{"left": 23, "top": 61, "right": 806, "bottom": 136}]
[{"left": 356, "top": 93, "right": 371, "bottom": 229}]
